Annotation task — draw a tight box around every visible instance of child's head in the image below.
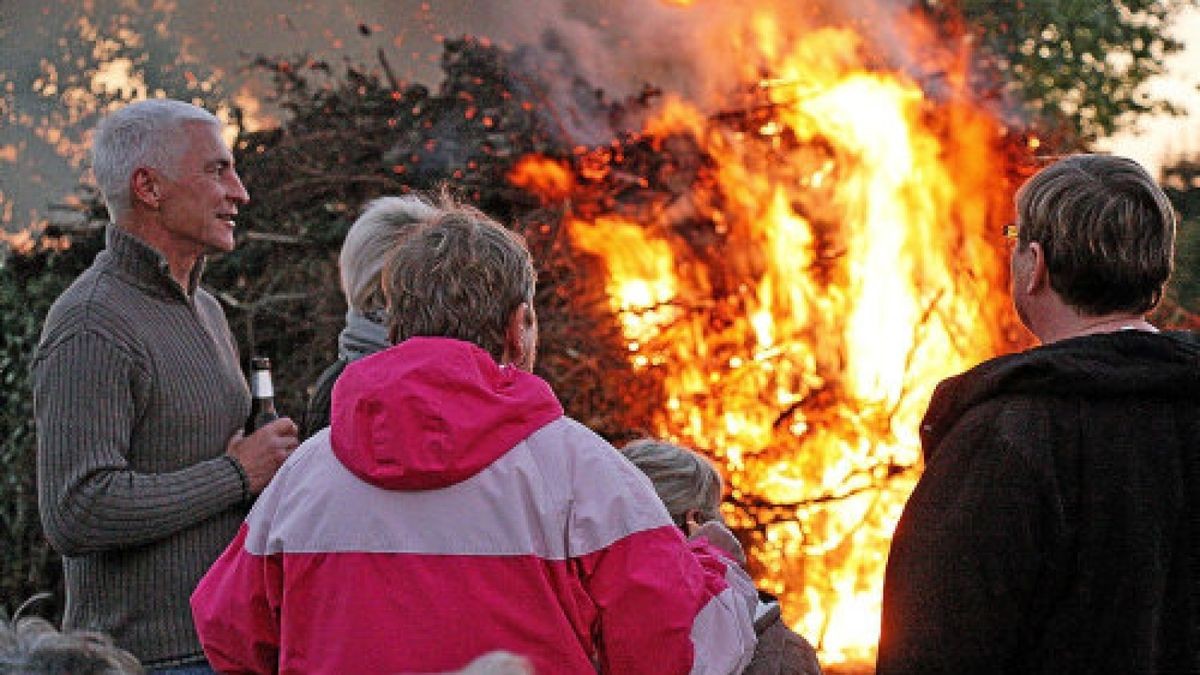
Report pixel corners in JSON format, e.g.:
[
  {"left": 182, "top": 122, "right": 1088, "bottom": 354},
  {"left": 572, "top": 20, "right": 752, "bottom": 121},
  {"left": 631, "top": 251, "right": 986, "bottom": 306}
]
[{"left": 620, "top": 438, "right": 723, "bottom": 529}]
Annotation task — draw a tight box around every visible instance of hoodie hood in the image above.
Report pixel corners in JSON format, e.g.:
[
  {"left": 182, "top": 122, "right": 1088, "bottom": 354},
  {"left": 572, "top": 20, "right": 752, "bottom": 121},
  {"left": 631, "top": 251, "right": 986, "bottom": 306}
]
[
  {"left": 330, "top": 337, "right": 564, "bottom": 490},
  {"left": 921, "top": 330, "right": 1200, "bottom": 453}
]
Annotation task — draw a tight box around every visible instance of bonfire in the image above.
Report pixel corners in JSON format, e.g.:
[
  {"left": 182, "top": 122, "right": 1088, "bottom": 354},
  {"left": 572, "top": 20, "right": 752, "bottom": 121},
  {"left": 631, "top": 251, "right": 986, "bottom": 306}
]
[{"left": 507, "top": 2, "right": 1034, "bottom": 667}]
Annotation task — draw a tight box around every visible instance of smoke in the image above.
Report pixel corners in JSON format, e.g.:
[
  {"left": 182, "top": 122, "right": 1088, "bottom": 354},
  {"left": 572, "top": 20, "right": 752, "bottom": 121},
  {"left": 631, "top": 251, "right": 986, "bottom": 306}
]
[
  {"left": 471, "top": 0, "right": 963, "bottom": 143},
  {"left": 482, "top": 0, "right": 771, "bottom": 108},
  {"left": 543, "top": 1, "right": 939, "bottom": 86}
]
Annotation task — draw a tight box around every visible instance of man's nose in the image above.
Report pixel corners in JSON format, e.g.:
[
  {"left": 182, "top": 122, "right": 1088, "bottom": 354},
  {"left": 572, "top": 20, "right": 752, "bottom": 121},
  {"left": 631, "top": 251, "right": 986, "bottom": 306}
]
[{"left": 228, "top": 170, "right": 250, "bottom": 204}]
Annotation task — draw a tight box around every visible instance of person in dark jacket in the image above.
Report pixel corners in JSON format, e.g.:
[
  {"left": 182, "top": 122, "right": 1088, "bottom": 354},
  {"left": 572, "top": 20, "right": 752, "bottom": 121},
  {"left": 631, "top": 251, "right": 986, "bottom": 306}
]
[
  {"left": 300, "top": 195, "right": 440, "bottom": 438},
  {"left": 877, "top": 153, "right": 1200, "bottom": 674}
]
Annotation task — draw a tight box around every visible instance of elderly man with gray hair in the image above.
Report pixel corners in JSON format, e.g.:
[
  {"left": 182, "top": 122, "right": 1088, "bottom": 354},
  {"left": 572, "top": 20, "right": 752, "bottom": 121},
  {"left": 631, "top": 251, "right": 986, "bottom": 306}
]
[
  {"left": 32, "top": 98, "right": 299, "bottom": 673},
  {"left": 301, "top": 194, "right": 440, "bottom": 437}
]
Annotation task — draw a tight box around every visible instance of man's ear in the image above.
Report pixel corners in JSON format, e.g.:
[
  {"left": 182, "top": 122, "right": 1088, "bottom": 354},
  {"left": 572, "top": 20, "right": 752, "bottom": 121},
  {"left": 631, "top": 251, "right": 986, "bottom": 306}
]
[
  {"left": 503, "top": 302, "right": 532, "bottom": 365},
  {"left": 1025, "top": 241, "right": 1048, "bottom": 295},
  {"left": 130, "top": 167, "right": 162, "bottom": 209}
]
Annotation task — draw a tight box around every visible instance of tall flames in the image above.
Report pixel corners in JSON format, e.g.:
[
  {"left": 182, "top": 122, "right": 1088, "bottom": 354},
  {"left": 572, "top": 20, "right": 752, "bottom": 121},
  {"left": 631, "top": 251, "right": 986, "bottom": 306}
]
[{"left": 512, "top": 5, "right": 1022, "bottom": 668}]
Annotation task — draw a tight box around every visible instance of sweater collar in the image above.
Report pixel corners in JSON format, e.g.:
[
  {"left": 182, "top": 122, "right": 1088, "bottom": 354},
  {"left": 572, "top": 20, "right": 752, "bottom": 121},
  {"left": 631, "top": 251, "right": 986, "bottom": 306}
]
[{"left": 105, "top": 224, "right": 206, "bottom": 297}]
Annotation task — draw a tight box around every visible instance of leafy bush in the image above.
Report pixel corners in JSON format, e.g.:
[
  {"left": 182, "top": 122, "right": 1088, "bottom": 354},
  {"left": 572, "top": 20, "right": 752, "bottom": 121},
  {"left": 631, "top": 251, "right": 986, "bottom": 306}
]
[{"left": 0, "top": 227, "right": 104, "bottom": 619}]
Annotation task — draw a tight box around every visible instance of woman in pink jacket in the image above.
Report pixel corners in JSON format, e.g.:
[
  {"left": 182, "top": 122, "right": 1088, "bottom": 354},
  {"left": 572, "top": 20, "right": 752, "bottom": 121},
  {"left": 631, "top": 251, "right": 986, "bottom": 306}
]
[{"left": 190, "top": 197, "right": 758, "bottom": 674}]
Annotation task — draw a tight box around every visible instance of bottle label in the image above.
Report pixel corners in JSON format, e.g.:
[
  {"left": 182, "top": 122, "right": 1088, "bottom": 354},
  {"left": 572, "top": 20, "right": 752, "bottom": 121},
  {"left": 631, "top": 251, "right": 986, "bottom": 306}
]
[{"left": 251, "top": 371, "right": 275, "bottom": 398}]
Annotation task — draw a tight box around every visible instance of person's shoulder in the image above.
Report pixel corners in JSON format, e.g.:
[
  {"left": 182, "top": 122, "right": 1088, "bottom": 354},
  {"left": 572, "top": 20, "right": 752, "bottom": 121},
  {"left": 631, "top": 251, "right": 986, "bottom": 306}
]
[
  {"left": 526, "top": 415, "right": 617, "bottom": 460},
  {"left": 747, "top": 615, "right": 822, "bottom": 675},
  {"left": 308, "top": 358, "right": 350, "bottom": 409},
  {"left": 1162, "top": 329, "right": 1200, "bottom": 352},
  {"left": 530, "top": 419, "right": 676, "bottom": 550},
  {"left": 301, "top": 358, "right": 349, "bottom": 439},
  {"left": 312, "top": 358, "right": 350, "bottom": 393},
  {"left": 939, "top": 392, "right": 1045, "bottom": 445},
  {"left": 43, "top": 260, "right": 107, "bottom": 317},
  {"left": 38, "top": 262, "right": 139, "bottom": 348},
  {"left": 525, "top": 417, "right": 665, "bottom": 497},
  {"left": 282, "top": 427, "right": 334, "bottom": 473},
  {"left": 522, "top": 416, "right": 642, "bottom": 478}
]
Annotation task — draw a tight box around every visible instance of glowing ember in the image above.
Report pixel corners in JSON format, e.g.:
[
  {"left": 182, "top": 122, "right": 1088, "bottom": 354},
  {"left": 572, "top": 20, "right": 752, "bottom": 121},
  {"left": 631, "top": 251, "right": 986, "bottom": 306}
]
[
  {"left": 509, "top": 155, "right": 576, "bottom": 203},
  {"left": 514, "top": 7, "right": 1020, "bottom": 668}
]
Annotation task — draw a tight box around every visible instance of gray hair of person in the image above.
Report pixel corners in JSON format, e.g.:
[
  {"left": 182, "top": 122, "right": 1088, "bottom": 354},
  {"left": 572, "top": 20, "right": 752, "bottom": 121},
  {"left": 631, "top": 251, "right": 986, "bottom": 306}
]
[
  {"left": 1015, "top": 153, "right": 1176, "bottom": 316},
  {"left": 620, "top": 438, "right": 724, "bottom": 527},
  {"left": 91, "top": 99, "right": 221, "bottom": 219},
  {"left": 382, "top": 199, "right": 536, "bottom": 362},
  {"left": 0, "top": 616, "right": 142, "bottom": 674},
  {"left": 340, "top": 195, "right": 442, "bottom": 314}
]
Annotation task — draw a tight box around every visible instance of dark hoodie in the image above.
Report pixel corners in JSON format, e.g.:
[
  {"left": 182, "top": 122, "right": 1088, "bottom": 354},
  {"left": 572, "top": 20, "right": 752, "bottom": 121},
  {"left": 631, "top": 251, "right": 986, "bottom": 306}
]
[{"left": 878, "top": 330, "right": 1200, "bottom": 675}]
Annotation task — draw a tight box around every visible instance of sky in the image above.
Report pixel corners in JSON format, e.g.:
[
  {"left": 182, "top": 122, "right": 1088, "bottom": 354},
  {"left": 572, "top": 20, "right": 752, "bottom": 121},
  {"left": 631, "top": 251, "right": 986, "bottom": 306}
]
[
  {"left": 1099, "top": 7, "right": 1200, "bottom": 179},
  {"left": 2, "top": 0, "right": 1199, "bottom": 243},
  {"left": 0, "top": 0, "right": 501, "bottom": 240}
]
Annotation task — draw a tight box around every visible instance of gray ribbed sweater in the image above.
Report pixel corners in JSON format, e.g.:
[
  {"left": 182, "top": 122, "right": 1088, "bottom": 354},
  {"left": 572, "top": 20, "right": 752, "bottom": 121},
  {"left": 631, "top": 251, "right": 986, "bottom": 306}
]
[{"left": 32, "top": 225, "right": 251, "bottom": 667}]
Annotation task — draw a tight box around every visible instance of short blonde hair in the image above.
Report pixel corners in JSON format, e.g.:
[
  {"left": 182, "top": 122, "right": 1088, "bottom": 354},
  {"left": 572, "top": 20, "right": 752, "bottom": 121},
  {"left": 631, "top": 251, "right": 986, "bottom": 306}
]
[
  {"left": 621, "top": 438, "right": 723, "bottom": 527},
  {"left": 340, "top": 195, "right": 442, "bottom": 313},
  {"left": 382, "top": 199, "right": 535, "bottom": 362},
  {"left": 1015, "top": 154, "right": 1176, "bottom": 316}
]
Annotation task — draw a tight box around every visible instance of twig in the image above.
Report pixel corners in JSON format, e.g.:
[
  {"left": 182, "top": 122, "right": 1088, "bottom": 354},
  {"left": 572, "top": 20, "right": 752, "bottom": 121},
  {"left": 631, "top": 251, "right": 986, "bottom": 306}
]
[
  {"left": 378, "top": 48, "right": 400, "bottom": 91},
  {"left": 242, "top": 232, "right": 307, "bottom": 245}
]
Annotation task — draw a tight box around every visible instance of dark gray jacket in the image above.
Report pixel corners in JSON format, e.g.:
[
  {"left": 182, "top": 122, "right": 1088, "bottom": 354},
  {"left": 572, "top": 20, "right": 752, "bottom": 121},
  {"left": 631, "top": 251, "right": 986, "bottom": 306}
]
[{"left": 879, "top": 331, "right": 1200, "bottom": 674}]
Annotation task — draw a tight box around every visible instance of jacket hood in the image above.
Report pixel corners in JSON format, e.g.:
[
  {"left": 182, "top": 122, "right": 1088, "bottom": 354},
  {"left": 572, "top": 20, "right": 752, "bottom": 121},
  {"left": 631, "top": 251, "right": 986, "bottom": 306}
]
[
  {"left": 921, "top": 330, "right": 1200, "bottom": 452},
  {"left": 330, "top": 337, "right": 564, "bottom": 490}
]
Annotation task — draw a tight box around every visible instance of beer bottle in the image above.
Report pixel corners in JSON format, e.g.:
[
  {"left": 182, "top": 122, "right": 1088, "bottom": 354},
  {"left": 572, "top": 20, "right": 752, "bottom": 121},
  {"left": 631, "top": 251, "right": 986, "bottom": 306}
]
[{"left": 245, "top": 356, "right": 280, "bottom": 435}]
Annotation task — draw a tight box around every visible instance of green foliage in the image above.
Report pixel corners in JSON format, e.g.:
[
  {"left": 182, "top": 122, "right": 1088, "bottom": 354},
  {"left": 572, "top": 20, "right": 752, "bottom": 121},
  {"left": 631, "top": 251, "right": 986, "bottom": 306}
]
[
  {"left": 0, "top": 229, "right": 104, "bottom": 619},
  {"left": 1162, "top": 159, "right": 1200, "bottom": 317},
  {"left": 923, "top": 0, "right": 1196, "bottom": 143}
]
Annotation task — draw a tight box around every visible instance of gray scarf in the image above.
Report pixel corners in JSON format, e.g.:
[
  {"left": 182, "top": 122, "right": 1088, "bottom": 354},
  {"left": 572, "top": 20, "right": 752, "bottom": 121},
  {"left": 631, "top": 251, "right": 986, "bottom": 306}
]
[{"left": 337, "top": 309, "right": 391, "bottom": 361}]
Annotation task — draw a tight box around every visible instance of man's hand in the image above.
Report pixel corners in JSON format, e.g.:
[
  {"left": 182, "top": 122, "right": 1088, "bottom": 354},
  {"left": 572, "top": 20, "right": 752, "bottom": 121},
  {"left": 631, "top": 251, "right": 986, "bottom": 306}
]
[{"left": 225, "top": 418, "right": 299, "bottom": 494}]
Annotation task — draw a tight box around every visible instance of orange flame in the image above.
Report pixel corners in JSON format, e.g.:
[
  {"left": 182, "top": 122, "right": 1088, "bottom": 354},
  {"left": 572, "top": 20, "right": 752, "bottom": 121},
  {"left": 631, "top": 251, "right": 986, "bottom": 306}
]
[
  {"left": 508, "top": 155, "right": 576, "bottom": 203},
  {"left": 515, "top": 5, "right": 1022, "bottom": 669}
]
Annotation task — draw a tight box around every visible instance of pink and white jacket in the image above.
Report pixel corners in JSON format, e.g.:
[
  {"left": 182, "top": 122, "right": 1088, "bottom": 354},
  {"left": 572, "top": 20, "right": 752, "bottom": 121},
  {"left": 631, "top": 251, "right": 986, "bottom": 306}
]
[{"left": 191, "top": 337, "right": 757, "bottom": 674}]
